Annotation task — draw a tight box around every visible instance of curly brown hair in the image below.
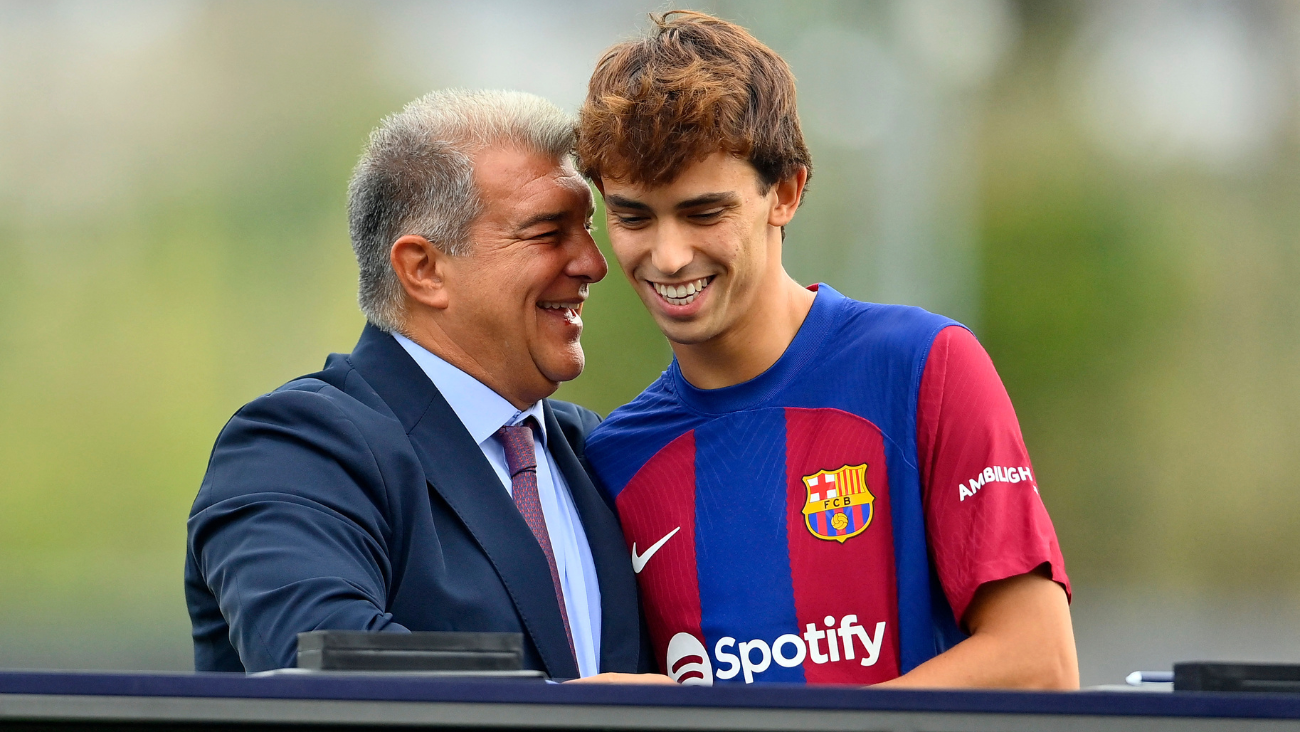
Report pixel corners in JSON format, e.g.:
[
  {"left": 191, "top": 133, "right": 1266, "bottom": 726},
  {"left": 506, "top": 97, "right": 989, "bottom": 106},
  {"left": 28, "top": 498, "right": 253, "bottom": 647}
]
[{"left": 577, "top": 10, "right": 812, "bottom": 195}]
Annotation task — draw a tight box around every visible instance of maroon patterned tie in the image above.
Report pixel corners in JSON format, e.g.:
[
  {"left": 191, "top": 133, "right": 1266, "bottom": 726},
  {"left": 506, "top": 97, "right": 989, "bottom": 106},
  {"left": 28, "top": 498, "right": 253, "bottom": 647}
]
[{"left": 495, "top": 419, "right": 577, "bottom": 665}]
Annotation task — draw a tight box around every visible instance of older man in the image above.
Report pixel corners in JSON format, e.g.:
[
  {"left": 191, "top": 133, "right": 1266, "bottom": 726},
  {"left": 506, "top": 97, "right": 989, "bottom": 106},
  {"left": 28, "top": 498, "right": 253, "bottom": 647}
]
[{"left": 185, "top": 90, "right": 649, "bottom": 678}]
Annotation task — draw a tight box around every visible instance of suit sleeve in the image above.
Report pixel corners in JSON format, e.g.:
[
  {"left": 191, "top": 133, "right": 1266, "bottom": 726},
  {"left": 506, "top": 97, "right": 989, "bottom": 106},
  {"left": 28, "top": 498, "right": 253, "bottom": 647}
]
[
  {"left": 916, "top": 326, "right": 1070, "bottom": 627},
  {"left": 187, "top": 386, "right": 410, "bottom": 672}
]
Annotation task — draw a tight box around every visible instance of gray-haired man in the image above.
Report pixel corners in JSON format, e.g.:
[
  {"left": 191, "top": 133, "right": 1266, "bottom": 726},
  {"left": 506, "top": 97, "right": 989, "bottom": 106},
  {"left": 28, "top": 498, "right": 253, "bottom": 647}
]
[{"left": 185, "top": 90, "right": 657, "bottom": 680}]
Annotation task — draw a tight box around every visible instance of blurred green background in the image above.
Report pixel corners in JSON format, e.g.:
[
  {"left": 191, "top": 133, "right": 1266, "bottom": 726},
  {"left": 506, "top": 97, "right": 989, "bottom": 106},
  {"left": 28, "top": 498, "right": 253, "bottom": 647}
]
[{"left": 1, "top": 0, "right": 1297, "bottom": 684}]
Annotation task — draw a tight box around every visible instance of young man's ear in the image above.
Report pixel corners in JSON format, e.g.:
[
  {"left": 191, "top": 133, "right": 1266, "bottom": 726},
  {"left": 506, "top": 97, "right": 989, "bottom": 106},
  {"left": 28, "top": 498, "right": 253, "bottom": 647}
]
[
  {"left": 390, "top": 235, "right": 452, "bottom": 311},
  {"left": 768, "top": 166, "right": 808, "bottom": 228}
]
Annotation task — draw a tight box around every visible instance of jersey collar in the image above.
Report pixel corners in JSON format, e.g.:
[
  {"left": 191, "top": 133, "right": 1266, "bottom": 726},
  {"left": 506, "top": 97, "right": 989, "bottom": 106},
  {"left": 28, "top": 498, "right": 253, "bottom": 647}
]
[{"left": 668, "top": 283, "right": 843, "bottom": 415}]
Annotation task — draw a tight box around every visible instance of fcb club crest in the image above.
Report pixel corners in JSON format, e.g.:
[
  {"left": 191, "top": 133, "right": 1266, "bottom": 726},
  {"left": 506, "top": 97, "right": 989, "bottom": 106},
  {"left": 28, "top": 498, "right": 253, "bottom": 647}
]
[{"left": 802, "top": 464, "right": 874, "bottom": 543}]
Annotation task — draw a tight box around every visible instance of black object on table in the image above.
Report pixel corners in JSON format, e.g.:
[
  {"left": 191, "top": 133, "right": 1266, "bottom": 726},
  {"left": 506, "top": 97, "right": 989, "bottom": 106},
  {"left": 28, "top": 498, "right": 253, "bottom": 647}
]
[
  {"left": 296, "top": 630, "right": 530, "bottom": 675},
  {"left": 1175, "top": 662, "right": 1300, "bottom": 693}
]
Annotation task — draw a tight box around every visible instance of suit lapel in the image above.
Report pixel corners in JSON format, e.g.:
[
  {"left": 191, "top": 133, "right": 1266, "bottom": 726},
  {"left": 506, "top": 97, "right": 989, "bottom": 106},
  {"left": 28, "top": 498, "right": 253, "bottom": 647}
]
[
  {"left": 346, "top": 325, "right": 580, "bottom": 679},
  {"left": 543, "top": 401, "right": 641, "bottom": 674}
]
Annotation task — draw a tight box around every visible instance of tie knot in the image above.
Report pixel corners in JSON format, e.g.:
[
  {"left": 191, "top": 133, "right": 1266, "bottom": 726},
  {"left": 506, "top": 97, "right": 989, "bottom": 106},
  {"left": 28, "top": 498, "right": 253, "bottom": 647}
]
[{"left": 495, "top": 420, "right": 537, "bottom": 476}]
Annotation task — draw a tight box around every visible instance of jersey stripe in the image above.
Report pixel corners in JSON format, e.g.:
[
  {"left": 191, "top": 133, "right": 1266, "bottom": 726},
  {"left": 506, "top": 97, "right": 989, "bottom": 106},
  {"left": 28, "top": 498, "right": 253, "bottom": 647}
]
[
  {"left": 695, "top": 410, "right": 804, "bottom": 684},
  {"left": 615, "top": 431, "right": 702, "bottom": 677},
  {"left": 784, "top": 408, "right": 900, "bottom": 683}
]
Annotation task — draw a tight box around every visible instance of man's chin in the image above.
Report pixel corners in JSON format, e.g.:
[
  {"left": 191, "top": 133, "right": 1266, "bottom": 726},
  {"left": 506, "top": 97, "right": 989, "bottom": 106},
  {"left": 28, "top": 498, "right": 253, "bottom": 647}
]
[
  {"left": 653, "top": 316, "right": 718, "bottom": 347},
  {"left": 640, "top": 296, "right": 719, "bottom": 346},
  {"left": 537, "top": 348, "right": 586, "bottom": 387}
]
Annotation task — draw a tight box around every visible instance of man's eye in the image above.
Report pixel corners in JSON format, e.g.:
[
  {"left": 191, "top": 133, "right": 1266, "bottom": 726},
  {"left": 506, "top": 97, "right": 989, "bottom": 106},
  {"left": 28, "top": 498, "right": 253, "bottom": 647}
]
[
  {"left": 689, "top": 208, "right": 724, "bottom": 221},
  {"left": 583, "top": 219, "right": 596, "bottom": 232},
  {"left": 615, "top": 215, "right": 648, "bottom": 226}
]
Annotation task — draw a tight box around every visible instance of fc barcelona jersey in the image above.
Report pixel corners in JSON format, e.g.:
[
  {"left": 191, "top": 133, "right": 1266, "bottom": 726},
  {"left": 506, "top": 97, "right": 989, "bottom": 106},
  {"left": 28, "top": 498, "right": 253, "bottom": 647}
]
[{"left": 585, "top": 285, "right": 1069, "bottom": 685}]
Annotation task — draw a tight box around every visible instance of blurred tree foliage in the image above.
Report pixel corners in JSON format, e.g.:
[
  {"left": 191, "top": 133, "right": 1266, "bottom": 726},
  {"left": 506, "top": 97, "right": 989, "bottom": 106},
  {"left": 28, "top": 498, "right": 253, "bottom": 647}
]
[
  {"left": 0, "top": 3, "right": 395, "bottom": 667},
  {"left": 978, "top": 5, "right": 1300, "bottom": 589}
]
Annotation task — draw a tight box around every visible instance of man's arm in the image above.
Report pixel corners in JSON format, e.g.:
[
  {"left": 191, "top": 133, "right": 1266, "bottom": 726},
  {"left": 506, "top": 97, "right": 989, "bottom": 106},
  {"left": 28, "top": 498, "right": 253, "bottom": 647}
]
[
  {"left": 880, "top": 566, "right": 1077, "bottom": 689},
  {"left": 912, "top": 326, "right": 1075, "bottom": 688},
  {"left": 188, "top": 385, "right": 409, "bottom": 671}
]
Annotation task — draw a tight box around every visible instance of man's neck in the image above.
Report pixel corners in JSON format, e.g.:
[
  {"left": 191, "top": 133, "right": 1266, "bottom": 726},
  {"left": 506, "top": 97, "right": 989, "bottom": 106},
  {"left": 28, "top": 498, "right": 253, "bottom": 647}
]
[
  {"left": 672, "top": 271, "right": 815, "bottom": 391},
  {"left": 398, "top": 316, "right": 546, "bottom": 411}
]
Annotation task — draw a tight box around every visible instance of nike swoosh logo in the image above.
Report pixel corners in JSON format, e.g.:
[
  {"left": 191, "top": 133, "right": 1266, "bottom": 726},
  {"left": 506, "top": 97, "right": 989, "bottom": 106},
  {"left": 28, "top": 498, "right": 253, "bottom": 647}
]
[{"left": 630, "top": 527, "right": 680, "bottom": 574}]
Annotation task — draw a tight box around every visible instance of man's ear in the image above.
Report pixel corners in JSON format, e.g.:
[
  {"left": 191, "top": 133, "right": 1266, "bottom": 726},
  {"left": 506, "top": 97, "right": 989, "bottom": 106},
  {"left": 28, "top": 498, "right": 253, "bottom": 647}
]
[
  {"left": 768, "top": 166, "right": 808, "bottom": 227},
  {"left": 390, "top": 235, "right": 451, "bottom": 310}
]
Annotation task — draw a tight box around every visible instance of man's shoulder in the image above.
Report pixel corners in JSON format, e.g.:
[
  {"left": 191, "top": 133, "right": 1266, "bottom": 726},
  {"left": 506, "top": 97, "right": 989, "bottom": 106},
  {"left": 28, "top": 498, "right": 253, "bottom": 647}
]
[
  {"left": 204, "top": 351, "right": 411, "bottom": 493},
  {"left": 584, "top": 374, "right": 699, "bottom": 497},
  {"left": 193, "top": 351, "right": 415, "bottom": 516},
  {"left": 588, "top": 373, "right": 683, "bottom": 442},
  {"left": 546, "top": 398, "right": 602, "bottom": 458},
  {"left": 810, "top": 294, "right": 968, "bottom": 390},
  {"left": 233, "top": 353, "right": 394, "bottom": 428},
  {"left": 828, "top": 296, "right": 963, "bottom": 353},
  {"left": 547, "top": 399, "right": 601, "bottom": 431}
]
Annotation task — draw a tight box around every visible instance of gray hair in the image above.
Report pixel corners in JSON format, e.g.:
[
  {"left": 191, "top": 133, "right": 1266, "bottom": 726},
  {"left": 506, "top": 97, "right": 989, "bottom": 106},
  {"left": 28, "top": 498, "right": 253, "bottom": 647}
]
[{"left": 347, "top": 89, "right": 576, "bottom": 333}]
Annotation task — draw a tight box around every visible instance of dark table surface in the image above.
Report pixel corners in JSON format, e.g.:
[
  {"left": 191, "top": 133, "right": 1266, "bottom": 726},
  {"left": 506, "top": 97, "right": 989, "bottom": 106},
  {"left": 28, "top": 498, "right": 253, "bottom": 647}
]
[{"left": 2, "top": 669, "right": 1299, "bottom": 731}]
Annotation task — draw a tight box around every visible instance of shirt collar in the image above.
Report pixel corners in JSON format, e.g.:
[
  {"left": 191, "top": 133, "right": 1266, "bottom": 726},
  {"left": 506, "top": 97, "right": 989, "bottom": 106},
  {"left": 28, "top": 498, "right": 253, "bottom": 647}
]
[{"left": 392, "top": 333, "right": 547, "bottom": 448}]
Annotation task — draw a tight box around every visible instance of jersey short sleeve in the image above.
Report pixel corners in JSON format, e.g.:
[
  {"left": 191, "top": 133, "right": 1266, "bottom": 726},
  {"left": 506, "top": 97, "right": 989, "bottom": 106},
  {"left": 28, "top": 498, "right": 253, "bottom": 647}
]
[{"left": 916, "top": 326, "right": 1070, "bottom": 625}]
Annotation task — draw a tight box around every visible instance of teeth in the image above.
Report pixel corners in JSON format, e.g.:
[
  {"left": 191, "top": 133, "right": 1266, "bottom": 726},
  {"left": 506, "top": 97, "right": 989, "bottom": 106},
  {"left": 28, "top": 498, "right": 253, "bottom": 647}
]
[
  {"left": 538, "top": 301, "right": 583, "bottom": 326},
  {"left": 652, "top": 277, "right": 711, "bottom": 305}
]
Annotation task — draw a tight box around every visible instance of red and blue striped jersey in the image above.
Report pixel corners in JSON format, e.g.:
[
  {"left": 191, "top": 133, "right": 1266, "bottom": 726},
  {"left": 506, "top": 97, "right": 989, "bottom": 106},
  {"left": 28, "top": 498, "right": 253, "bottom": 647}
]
[{"left": 585, "top": 285, "right": 1069, "bottom": 685}]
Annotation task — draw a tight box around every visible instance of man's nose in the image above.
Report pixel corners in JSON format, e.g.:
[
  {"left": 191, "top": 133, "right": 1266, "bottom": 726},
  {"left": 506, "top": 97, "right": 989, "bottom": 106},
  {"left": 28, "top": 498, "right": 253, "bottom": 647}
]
[
  {"left": 648, "top": 223, "right": 693, "bottom": 276},
  {"left": 567, "top": 229, "right": 609, "bottom": 283}
]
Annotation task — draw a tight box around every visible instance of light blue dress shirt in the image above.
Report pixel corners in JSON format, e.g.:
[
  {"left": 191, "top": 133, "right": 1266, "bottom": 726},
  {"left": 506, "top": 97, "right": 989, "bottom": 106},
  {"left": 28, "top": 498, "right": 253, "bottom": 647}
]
[{"left": 393, "top": 334, "right": 602, "bottom": 678}]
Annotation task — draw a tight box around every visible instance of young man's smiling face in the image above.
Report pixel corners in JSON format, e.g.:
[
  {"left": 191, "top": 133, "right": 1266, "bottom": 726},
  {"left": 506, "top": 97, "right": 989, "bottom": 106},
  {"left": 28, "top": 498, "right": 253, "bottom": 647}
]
[{"left": 600, "top": 152, "right": 793, "bottom": 347}]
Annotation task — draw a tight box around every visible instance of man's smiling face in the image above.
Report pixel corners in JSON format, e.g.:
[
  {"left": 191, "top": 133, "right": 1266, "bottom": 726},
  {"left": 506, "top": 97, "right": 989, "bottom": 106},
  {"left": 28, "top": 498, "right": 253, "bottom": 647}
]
[
  {"left": 601, "top": 152, "right": 782, "bottom": 347},
  {"left": 440, "top": 146, "right": 606, "bottom": 405}
]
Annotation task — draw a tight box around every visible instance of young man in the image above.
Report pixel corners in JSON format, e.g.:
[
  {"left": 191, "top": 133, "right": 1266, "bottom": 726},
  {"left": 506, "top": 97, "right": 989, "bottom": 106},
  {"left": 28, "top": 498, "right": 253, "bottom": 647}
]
[{"left": 577, "top": 12, "right": 1076, "bottom": 688}]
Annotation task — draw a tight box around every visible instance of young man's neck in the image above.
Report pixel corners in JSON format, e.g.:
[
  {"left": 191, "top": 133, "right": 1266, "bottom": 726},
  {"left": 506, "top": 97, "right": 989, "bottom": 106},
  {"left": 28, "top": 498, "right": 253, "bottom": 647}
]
[{"left": 672, "top": 271, "right": 815, "bottom": 391}]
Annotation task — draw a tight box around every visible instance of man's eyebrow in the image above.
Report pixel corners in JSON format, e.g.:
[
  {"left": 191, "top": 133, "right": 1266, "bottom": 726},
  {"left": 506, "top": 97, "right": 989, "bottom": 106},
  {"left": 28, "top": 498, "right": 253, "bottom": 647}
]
[
  {"left": 675, "top": 192, "right": 738, "bottom": 210},
  {"left": 605, "top": 192, "right": 739, "bottom": 212},
  {"left": 513, "top": 211, "right": 566, "bottom": 233},
  {"left": 605, "top": 194, "right": 651, "bottom": 211}
]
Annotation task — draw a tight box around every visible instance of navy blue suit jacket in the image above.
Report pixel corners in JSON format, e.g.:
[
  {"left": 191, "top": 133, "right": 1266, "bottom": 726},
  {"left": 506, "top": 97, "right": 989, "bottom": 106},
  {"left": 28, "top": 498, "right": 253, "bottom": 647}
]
[{"left": 185, "top": 324, "right": 645, "bottom": 675}]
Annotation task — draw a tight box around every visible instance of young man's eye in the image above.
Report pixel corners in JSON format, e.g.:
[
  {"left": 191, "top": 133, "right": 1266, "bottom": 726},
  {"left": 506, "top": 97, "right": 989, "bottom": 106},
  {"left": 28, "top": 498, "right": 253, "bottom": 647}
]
[
  {"left": 689, "top": 208, "right": 724, "bottom": 221},
  {"left": 615, "top": 214, "right": 649, "bottom": 227}
]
